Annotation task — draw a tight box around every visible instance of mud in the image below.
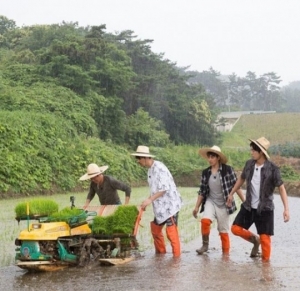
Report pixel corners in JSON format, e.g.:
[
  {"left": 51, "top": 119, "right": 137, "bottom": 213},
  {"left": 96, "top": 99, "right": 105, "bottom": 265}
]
[{"left": 0, "top": 195, "right": 299, "bottom": 291}]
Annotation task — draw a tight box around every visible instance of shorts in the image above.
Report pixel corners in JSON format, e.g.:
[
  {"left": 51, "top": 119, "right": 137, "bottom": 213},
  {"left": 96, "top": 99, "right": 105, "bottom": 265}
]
[
  {"left": 232, "top": 204, "right": 274, "bottom": 235},
  {"left": 154, "top": 212, "right": 179, "bottom": 226},
  {"left": 202, "top": 199, "right": 230, "bottom": 233}
]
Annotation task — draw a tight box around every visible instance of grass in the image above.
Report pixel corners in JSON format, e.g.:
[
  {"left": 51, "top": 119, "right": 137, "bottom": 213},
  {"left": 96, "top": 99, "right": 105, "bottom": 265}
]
[{"left": 221, "top": 112, "right": 300, "bottom": 148}]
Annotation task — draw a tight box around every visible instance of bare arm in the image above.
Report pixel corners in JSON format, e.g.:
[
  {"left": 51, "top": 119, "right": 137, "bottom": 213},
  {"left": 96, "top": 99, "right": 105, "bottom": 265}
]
[
  {"left": 125, "top": 196, "right": 130, "bottom": 205},
  {"left": 192, "top": 195, "right": 204, "bottom": 218},
  {"left": 83, "top": 199, "right": 91, "bottom": 210},
  {"left": 236, "top": 188, "right": 245, "bottom": 202},
  {"left": 141, "top": 191, "right": 166, "bottom": 210},
  {"left": 226, "top": 176, "right": 245, "bottom": 207},
  {"left": 278, "top": 184, "right": 290, "bottom": 222}
]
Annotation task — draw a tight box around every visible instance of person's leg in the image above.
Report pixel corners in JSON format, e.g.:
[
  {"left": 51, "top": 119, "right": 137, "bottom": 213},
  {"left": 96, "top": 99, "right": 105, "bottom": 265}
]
[
  {"left": 231, "top": 205, "right": 260, "bottom": 257},
  {"left": 219, "top": 233, "right": 230, "bottom": 254},
  {"left": 196, "top": 200, "right": 215, "bottom": 255},
  {"left": 165, "top": 213, "right": 181, "bottom": 257},
  {"left": 216, "top": 206, "right": 230, "bottom": 254},
  {"left": 260, "top": 234, "right": 271, "bottom": 262},
  {"left": 255, "top": 210, "right": 274, "bottom": 262},
  {"left": 150, "top": 220, "right": 166, "bottom": 254}
]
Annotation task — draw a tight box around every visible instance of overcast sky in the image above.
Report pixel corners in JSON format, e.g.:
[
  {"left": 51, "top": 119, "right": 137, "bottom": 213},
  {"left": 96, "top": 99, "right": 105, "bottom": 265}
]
[{"left": 2, "top": 0, "right": 299, "bottom": 85}]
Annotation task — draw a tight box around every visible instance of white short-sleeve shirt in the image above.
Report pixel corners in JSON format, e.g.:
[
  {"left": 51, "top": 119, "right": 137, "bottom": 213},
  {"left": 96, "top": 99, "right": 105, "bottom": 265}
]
[{"left": 147, "top": 160, "right": 182, "bottom": 224}]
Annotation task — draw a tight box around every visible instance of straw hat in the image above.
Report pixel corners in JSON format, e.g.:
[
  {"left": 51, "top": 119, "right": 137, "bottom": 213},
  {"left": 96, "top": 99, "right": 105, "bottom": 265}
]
[
  {"left": 198, "top": 145, "right": 228, "bottom": 164},
  {"left": 79, "top": 163, "right": 109, "bottom": 181},
  {"left": 131, "top": 145, "right": 155, "bottom": 158},
  {"left": 249, "top": 137, "right": 270, "bottom": 159}
]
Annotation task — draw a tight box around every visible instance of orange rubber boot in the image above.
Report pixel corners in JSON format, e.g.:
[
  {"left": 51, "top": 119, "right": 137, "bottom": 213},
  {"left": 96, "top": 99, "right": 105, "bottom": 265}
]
[
  {"left": 220, "top": 232, "right": 230, "bottom": 254},
  {"left": 231, "top": 225, "right": 260, "bottom": 257},
  {"left": 201, "top": 218, "right": 211, "bottom": 236},
  {"left": 260, "top": 234, "right": 271, "bottom": 262},
  {"left": 150, "top": 221, "right": 166, "bottom": 254},
  {"left": 166, "top": 224, "right": 181, "bottom": 257}
]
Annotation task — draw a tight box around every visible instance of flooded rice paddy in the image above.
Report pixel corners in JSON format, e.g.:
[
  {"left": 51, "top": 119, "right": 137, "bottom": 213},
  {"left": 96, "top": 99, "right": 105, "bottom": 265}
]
[{"left": 0, "top": 191, "right": 299, "bottom": 290}]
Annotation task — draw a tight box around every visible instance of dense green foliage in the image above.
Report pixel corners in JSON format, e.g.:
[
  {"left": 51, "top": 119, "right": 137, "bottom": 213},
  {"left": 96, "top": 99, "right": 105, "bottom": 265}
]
[
  {"left": 0, "top": 16, "right": 221, "bottom": 195},
  {"left": 271, "top": 142, "right": 300, "bottom": 158}
]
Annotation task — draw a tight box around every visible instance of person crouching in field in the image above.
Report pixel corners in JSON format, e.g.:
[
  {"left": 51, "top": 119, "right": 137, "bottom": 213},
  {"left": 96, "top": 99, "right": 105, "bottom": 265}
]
[
  {"left": 131, "top": 145, "right": 182, "bottom": 257},
  {"left": 193, "top": 146, "right": 244, "bottom": 255},
  {"left": 226, "top": 137, "right": 290, "bottom": 262}
]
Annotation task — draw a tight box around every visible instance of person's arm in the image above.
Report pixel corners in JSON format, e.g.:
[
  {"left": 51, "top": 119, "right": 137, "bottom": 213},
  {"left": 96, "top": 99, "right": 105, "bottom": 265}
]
[
  {"left": 83, "top": 199, "right": 91, "bottom": 210},
  {"left": 141, "top": 191, "right": 165, "bottom": 210},
  {"left": 278, "top": 184, "right": 290, "bottom": 222},
  {"left": 125, "top": 196, "right": 130, "bottom": 205},
  {"left": 83, "top": 183, "right": 96, "bottom": 209},
  {"left": 226, "top": 176, "right": 245, "bottom": 207},
  {"left": 236, "top": 188, "right": 245, "bottom": 202},
  {"left": 124, "top": 186, "right": 131, "bottom": 204},
  {"left": 192, "top": 195, "right": 204, "bottom": 218}
]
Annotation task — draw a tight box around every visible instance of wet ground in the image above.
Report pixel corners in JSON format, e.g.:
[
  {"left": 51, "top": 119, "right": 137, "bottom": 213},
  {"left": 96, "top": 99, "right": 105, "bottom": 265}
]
[{"left": 0, "top": 195, "right": 299, "bottom": 291}]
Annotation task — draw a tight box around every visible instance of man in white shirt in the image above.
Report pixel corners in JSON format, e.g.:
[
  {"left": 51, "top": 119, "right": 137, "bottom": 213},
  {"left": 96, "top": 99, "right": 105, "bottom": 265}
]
[{"left": 131, "top": 145, "right": 182, "bottom": 257}]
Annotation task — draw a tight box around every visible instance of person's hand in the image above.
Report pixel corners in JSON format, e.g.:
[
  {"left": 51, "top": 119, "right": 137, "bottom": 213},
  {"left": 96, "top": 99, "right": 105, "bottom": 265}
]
[
  {"left": 283, "top": 209, "right": 290, "bottom": 222},
  {"left": 192, "top": 207, "right": 199, "bottom": 219},
  {"left": 226, "top": 194, "right": 233, "bottom": 207},
  {"left": 141, "top": 198, "right": 152, "bottom": 210}
]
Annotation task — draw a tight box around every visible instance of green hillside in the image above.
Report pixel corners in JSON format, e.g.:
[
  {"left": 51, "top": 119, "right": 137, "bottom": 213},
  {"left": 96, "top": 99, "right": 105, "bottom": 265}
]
[{"left": 221, "top": 113, "right": 300, "bottom": 148}]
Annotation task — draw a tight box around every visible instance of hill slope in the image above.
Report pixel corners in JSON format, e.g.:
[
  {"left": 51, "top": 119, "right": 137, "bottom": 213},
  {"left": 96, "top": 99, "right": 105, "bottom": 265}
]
[{"left": 221, "top": 112, "right": 300, "bottom": 148}]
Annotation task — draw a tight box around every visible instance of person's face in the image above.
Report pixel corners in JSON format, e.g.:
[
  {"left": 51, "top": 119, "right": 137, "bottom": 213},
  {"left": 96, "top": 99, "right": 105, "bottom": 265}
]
[
  {"left": 91, "top": 174, "right": 103, "bottom": 183},
  {"left": 135, "top": 156, "right": 147, "bottom": 167},
  {"left": 207, "top": 153, "right": 220, "bottom": 167},
  {"left": 250, "top": 147, "right": 264, "bottom": 161}
]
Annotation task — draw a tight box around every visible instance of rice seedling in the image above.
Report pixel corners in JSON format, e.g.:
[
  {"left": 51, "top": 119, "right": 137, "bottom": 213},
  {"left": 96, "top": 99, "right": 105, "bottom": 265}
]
[
  {"left": 14, "top": 199, "right": 59, "bottom": 219},
  {"left": 47, "top": 207, "right": 87, "bottom": 224},
  {"left": 92, "top": 205, "right": 139, "bottom": 235}
]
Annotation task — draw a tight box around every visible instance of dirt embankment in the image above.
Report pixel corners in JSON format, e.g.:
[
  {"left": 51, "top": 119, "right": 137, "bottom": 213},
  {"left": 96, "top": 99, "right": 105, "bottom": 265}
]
[{"left": 177, "top": 155, "right": 300, "bottom": 198}]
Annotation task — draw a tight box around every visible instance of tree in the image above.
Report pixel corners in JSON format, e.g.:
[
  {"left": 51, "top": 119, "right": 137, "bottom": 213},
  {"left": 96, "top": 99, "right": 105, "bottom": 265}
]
[
  {"left": 124, "top": 108, "right": 170, "bottom": 147},
  {"left": 258, "top": 72, "right": 282, "bottom": 110},
  {"left": 0, "top": 15, "right": 16, "bottom": 34}
]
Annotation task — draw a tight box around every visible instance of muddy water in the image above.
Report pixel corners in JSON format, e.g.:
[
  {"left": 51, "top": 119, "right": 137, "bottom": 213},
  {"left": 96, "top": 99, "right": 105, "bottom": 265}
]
[{"left": 1, "top": 195, "right": 299, "bottom": 291}]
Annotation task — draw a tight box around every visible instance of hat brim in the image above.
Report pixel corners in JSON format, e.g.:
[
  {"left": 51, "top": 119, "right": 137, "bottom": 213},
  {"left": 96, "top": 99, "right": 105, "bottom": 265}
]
[
  {"left": 249, "top": 139, "right": 270, "bottom": 159},
  {"left": 79, "top": 165, "right": 109, "bottom": 181},
  {"left": 79, "top": 172, "right": 99, "bottom": 181},
  {"left": 131, "top": 153, "right": 155, "bottom": 158},
  {"left": 199, "top": 148, "right": 228, "bottom": 164}
]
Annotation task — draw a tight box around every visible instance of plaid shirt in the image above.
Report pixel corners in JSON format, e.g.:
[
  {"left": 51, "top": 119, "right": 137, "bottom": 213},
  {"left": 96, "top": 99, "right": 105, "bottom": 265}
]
[{"left": 198, "top": 164, "right": 238, "bottom": 214}]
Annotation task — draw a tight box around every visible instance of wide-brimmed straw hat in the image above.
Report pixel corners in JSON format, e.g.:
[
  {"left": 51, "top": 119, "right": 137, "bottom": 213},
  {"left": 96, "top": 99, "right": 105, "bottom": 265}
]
[
  {"left": 199, "top": 145, "right": 228, "bottom": 164},
  {"left": 79, "top": 163, "right": 109, "bottom": 181},
  {"left": 249, "top": 137, "right": 270, "bottom": 159},
  {"left": 131, "top": 145, "right": 155, "bottom": 158}
]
